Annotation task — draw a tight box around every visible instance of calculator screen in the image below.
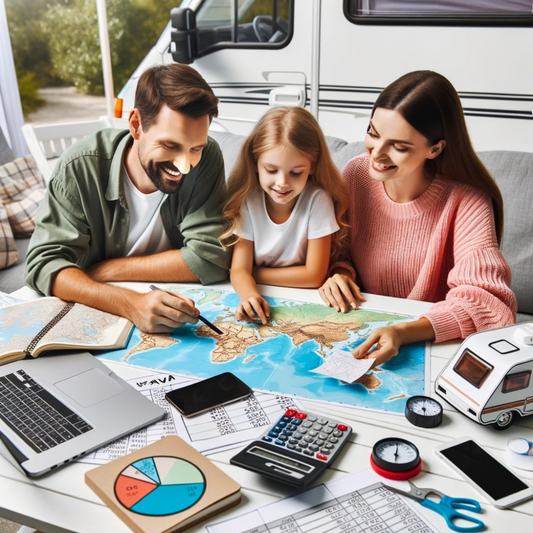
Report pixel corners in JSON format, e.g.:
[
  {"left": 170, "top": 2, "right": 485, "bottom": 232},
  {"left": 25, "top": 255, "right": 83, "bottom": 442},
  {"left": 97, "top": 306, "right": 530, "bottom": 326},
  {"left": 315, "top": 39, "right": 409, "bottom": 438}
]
[{"left": 249, "top": 447, "right": 312, "bottom": 472}]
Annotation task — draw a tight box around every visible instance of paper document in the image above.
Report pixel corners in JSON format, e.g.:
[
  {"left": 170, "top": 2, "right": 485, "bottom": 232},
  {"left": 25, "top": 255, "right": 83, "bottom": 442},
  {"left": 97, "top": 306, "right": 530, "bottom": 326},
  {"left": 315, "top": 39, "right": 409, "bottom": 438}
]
[
  {"left": 79, "top": 369, "right": 302, "bottom": 464},
  {"left": 311, "top": 349, "right": 374, "bottom": 383},
  {"left": 208, "top": 468, "right": 437, "bottom": 533},
  {"left": 0, "top": 291, "right": 26, "bottom": 308}
]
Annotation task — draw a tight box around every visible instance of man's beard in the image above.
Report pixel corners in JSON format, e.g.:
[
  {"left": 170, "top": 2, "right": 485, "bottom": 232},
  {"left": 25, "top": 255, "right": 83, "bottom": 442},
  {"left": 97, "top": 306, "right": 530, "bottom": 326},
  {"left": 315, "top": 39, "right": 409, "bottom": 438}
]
[{"left": 140, "top": 155, "right": 184, "bottom": 195}]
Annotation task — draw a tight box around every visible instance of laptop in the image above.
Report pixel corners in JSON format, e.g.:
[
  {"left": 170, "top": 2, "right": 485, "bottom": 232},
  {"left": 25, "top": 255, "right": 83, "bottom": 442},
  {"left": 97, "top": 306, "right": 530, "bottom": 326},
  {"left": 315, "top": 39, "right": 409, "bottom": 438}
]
[{"left": 0, "top": 351, "right": 164, "bottom": 477}]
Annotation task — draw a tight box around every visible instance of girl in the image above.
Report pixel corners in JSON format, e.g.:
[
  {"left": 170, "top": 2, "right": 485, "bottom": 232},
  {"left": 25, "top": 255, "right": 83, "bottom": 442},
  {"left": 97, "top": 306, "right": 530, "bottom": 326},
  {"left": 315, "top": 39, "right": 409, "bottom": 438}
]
[
  {"left": 222, "top": 107, "right": 348, "bottom": 324},
  {"left": 319, "top": 70, "right": 517, "bottom": 367}
]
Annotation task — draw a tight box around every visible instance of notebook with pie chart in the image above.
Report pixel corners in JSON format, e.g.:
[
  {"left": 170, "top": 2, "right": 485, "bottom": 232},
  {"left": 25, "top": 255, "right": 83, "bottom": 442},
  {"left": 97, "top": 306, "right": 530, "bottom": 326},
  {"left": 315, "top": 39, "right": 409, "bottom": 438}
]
[{"left": 85, "top": 436, "right": 241, "bottom": 533}]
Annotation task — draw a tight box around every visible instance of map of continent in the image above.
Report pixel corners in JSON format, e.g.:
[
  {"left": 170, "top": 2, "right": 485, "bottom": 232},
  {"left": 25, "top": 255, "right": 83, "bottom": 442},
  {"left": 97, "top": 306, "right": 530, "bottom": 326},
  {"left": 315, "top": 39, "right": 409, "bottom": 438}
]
[{"left": 100, "top": 287, "right": 427, "bottom": 414}]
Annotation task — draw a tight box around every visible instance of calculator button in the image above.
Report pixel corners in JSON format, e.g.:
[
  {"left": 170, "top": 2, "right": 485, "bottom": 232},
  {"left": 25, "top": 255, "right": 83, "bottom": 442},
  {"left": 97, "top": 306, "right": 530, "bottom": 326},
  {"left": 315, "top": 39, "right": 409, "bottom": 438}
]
[
  {"left": 316, "top": 439, "right": 325, "bottom": 446},
  {"left": 295, "top": 412, "right": 307, "bottom": 419},
  {"left": 327, "top": 421, "right": 337, "bottom": 428},
  {"left": 319, "top": 433, "right": 328, "bottom": 440},
  {"left": 320, "top": 448, "right": 331, "bottom": 455},
  {"left": 304, "top": 436, "right": 314, "bottom": 443},
  {"left": 337, "top": 424, "right": 348, "bottom": 431},
  {"left": 288, "top": 424, "right": 298, "bottom": 431},
  {"left": 318, "top": 418, "right": 328, "bottom": 425},
  {"left": 278, "top": 435, "right": 288, "bottom": 441},
  {"left": 322, "top": 428, "right": 333, "bottom": 434},
  {"left": 274, "top": 426, "right": 283, "bottom": 432},
  {"left": 262, "top": 436, "right": 272, "bottom": 442},
  {"left": 299, "top": 441, "right": 308, "bottom": 448},
  {"left": 309, "top": 430, "right": 318, "bottom": 437},
  {"left": 329, "top": 437, "right": 339, "bottom": 444},
  {"left": 309, "top": 444, "right": 319, "bottom": 452},
  {"left": 281, "top": 416, "right": 291, "bottom": 423},
  {"left": 292, "top": 419, "right": 302, "bottom": 426},
  {"left": 275, "top": 440, "right": 286, "bottom": 446},
  {"left": 325, "top": 443, "right": 334, "bottom": 449},
  {"left": 313, "top": 424, "right": 324, "bottom": 431},
  {"left": 292, "top": 432, "right": 302, "bottom": 440},
  {"left": 285, "top": 409, "right": 298, "bottom": 417},
  {"left": 302, "top": 421, "right": 313, "bottom": 428},
  {"left": 282, "top": 430, "right": 292, "bottom": 436},
  {"left": 317, "top": 453, "right": 328, "bottom": 461},
  {"left": 307, "top": 415, "right": 317, "bottom": 422},
  {"left": 288, "top": 438, "right": 298, "bottom": 444},
  {"left": 299, "top": 428, "right": 308, "bottom": 435},
  {"left": 294, "top": 446, "right": 302, "bottom": 453},
  {"left": 278, "top": 421, "right": 287, "bottom": 428},
  {"left": 287, "top": 444, "right": 297, "bottom": 450},
  {"left": 332, "top": 430, "right": 342, "bottom": 437},
  {"left": 268, "top": 431, "right": 279, "bottom": 438},
  {"left": 303, "top": 449, "right": 314, "bottom": 456}
]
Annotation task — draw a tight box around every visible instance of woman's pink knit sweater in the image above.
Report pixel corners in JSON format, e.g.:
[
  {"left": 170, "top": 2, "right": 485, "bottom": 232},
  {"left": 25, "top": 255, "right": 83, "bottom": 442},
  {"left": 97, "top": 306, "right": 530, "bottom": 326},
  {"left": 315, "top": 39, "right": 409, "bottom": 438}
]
[{"left": 339, "top": 155, "right": 517, "bottom": 343}]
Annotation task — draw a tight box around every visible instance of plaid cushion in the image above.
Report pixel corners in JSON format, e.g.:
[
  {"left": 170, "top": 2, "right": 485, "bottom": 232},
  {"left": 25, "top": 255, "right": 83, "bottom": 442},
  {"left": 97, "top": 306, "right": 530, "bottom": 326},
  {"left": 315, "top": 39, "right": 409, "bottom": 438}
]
[
  {"left": 0, "top": 199, "right": 18, "bottom": 269},
  {"left": 0, "top": 156, "right": 45, "bottom": 239}
]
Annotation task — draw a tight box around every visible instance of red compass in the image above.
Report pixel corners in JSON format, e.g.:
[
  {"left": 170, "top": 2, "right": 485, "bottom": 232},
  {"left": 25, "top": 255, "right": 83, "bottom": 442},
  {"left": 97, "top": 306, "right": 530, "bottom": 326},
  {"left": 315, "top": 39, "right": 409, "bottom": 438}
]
[{"left": 370, "top": 437, "right": 422, "bottom": 481}]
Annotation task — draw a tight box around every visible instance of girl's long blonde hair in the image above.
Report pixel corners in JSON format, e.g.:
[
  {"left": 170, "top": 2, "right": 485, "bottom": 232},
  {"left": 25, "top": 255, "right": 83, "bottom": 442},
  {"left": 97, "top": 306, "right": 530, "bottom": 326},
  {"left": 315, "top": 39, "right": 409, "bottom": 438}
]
[{"left": 221, "top": 107, "right": 349, "bottom": 262}]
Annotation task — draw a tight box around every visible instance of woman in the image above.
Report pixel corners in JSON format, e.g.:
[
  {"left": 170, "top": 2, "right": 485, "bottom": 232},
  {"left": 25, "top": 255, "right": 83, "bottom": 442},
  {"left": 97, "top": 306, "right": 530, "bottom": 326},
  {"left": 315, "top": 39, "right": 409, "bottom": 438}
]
[{"left": 319, "top": 70, "right": 516, "bottom": 367}]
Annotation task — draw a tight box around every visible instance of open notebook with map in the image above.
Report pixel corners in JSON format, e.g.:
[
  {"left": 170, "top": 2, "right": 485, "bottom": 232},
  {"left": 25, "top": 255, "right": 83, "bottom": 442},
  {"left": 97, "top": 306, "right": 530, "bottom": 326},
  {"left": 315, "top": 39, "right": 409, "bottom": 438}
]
[{"left": 0, "top": 298, "right": 133, "bottom": 365}]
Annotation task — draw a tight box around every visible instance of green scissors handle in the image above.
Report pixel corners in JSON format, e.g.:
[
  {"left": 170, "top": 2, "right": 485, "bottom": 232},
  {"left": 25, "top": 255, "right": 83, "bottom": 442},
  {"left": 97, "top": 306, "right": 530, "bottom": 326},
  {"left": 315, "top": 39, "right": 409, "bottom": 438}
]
[{"left": 420, "top": 496, "right": 484, "bottom": 532}]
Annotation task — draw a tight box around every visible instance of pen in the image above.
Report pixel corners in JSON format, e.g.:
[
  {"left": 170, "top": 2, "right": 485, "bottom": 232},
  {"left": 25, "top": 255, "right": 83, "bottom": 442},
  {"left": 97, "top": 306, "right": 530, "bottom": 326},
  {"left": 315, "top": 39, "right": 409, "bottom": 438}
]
[{"left": 149, "top": 285, "right": 223, "bottom": 335}]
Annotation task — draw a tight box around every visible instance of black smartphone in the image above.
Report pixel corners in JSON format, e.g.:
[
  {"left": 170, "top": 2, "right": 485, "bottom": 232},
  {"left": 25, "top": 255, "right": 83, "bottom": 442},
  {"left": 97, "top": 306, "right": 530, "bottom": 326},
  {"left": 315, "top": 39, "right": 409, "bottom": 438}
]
[{"left": 165, "top": 373, "right": 252, "bottom": 417}]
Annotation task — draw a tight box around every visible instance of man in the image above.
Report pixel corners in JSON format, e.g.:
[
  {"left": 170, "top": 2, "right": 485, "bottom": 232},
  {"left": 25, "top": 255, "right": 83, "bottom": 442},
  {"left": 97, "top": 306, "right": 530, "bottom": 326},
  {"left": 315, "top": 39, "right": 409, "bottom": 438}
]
[{"left": 26, "top": 64, "right": 231, "bottom": 332}]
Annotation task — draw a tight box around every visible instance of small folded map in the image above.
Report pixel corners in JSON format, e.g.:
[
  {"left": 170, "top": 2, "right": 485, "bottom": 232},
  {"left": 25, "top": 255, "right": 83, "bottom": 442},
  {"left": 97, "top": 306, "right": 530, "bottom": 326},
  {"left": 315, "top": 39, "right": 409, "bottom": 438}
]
[{"left": 311, "top": 349, "right": 374, "bottom": 383}]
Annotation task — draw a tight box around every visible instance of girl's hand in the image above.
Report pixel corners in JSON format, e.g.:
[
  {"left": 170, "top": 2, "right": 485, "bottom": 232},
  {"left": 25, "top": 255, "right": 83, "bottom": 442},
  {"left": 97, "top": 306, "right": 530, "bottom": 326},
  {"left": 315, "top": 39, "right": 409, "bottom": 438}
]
[
  {"left": 236, "top": 294, "right": 270, "bottom": 324},
  {"left": 319, "top": 272, "right": 365, "bottom": 312},
  {"left": 352, "top": 326, "right": 401, "bottom": 367}
]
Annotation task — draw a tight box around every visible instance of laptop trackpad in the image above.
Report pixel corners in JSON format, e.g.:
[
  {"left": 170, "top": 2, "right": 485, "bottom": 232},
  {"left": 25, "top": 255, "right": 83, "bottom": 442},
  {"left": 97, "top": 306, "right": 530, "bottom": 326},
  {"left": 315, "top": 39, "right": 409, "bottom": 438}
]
[{"left": 54, "top": 368, "right": 125, "bottom": 408}]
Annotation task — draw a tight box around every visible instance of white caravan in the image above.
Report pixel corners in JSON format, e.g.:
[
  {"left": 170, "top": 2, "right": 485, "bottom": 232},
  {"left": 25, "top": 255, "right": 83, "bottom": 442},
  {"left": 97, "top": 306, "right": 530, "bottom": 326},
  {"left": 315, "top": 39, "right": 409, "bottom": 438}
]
[
  {"left": 114, "top": 0, "right": 533, "bottom": 152},
  {"left": 436, "top": 323, "right": 533, "bottom": 430}
]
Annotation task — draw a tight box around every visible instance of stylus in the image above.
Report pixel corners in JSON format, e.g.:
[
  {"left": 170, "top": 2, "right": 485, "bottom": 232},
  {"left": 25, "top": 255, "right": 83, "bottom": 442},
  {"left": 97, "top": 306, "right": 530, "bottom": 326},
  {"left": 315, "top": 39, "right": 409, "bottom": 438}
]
[{"left": 149, "top": 285, "right": 223, "bottom": 335}]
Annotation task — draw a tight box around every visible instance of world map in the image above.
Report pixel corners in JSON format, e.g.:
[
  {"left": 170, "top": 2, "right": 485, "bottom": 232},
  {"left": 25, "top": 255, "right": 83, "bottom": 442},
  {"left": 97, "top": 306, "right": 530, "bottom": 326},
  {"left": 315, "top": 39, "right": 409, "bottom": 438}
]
[{"left": 100, "top": 287, "right": 428, "bottom": 414}]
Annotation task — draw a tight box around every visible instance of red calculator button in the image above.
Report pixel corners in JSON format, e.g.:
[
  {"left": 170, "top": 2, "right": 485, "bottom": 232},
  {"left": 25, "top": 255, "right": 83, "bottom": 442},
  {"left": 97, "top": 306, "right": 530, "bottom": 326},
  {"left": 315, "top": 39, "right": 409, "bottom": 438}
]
[
  {"left": 337, "top": 425, "right": 347, "bottom": 431},
  {"left": 294, "top": 412, "right": 307, "bottom": 419},
  {"left": 316, "top": 454, "right": 328, "bottom": 461},
  {"left": 284, "top": 409, "right": 297, "bottom": 417}
]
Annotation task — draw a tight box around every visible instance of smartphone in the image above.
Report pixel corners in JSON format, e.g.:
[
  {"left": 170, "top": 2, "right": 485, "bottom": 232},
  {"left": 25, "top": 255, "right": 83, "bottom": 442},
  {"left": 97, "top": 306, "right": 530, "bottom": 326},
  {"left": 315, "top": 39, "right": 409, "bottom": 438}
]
[
  {"left": 435, "top": 436, "right": 533, "bottom": 508},
  {"left": 165, "top": 373, "right": 252, "bottom": 417}
]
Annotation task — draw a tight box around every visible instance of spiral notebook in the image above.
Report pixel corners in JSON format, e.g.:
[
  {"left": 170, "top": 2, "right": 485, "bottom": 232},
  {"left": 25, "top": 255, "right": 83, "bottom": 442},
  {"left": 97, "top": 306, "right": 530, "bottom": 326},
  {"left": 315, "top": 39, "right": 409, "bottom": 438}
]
[{"left": 0, "top": 297, "right": 133, "bottom": 365}]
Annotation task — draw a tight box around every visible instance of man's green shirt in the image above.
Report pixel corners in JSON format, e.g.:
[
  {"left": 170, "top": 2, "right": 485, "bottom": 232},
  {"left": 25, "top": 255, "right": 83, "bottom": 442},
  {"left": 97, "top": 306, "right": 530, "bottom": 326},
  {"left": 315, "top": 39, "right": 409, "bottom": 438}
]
[{"left": 26, "top": 129, "right": 231, "bottom": 295}]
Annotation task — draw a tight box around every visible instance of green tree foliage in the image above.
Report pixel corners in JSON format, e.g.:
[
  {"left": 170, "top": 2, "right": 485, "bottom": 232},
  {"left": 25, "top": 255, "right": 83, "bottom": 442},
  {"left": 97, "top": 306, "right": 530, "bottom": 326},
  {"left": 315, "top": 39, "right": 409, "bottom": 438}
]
[{"left": 41, "top": 0, "right": 180, "bottom": 96}]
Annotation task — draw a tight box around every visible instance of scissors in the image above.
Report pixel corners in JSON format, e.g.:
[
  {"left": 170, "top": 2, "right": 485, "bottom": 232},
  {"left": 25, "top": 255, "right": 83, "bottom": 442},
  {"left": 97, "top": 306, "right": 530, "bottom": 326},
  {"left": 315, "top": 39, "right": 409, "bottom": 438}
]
[{"left": 384, "top": 480, "right": 485, "bottom": 532}]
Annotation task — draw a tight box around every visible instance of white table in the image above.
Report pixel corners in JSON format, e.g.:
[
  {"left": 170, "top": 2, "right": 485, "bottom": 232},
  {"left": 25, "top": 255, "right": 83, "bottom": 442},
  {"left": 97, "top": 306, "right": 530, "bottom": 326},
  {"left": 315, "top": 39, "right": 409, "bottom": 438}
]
[{"left": 2, "top": 283, "right": 533, "bottom": 533}]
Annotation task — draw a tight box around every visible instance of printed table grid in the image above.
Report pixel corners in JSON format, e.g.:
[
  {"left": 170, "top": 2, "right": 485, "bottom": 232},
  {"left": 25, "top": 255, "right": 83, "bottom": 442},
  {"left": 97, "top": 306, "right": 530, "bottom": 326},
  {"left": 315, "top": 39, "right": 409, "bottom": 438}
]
[{"left": 242, "top": 484, "right": 433, "bottom": 533}]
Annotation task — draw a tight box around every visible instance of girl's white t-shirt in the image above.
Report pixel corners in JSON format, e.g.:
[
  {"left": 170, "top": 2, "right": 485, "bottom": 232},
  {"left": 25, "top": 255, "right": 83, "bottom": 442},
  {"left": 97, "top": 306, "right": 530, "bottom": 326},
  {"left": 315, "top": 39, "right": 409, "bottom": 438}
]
[
  {"left": 237, "top": 184, "right": 339, "bottom": 267},
  {"left": 122, "top": 167, "right": 171, "bottom": 257}
]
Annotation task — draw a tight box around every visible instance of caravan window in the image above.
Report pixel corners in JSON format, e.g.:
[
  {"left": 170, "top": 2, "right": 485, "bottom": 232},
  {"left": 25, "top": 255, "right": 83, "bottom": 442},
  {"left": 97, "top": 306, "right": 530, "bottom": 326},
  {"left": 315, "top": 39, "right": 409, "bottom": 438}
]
[
  {"left": 502, "top": 371, "right": 531, "bottom": 393},
  {"left": 195, "top": 0, "right": 293, "bottom": 57},
  {"left": 454, "top": 349, "right": 493, "bottom": 388},
  {"left": 344, "top": 0, "right": 533, "bottom": 26}
]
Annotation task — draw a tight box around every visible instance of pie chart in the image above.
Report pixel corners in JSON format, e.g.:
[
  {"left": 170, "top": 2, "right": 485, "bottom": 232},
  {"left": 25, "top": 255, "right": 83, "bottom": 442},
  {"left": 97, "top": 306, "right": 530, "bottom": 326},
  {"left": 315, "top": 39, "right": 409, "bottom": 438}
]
[{"left": 114, "top": 456, "right": 206, "bottom": 516}]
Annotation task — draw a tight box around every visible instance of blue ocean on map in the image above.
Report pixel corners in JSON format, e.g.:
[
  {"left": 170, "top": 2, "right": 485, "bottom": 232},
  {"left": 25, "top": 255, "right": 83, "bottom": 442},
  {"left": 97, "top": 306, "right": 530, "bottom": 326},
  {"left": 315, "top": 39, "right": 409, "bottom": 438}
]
[{"left": 99, "top": 288, "right": 427, "bottom": 414}]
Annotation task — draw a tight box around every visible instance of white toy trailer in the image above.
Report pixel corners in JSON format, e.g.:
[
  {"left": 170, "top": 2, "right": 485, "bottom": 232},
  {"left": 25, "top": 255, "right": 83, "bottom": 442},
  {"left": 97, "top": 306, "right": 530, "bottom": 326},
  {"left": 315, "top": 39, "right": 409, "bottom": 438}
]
[{"left": 436, "top": 323, "right": 533, "bottom": 430}]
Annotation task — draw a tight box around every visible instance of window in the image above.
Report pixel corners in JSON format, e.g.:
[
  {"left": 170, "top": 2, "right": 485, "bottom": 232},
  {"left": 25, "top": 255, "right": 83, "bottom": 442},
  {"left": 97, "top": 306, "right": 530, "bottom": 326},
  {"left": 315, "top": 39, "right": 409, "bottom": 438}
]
[
  {"left": 344, "top": 0, "right": 533, "bottom": 26},
  {"left": 195, "top": 0, "right": 293, "bottom": 56},
  {"left": 502, "top": 371, "right": 531, "bottom": 393},
  {"left": 454, "top": 349, "right": 493, "bottom": 388}
]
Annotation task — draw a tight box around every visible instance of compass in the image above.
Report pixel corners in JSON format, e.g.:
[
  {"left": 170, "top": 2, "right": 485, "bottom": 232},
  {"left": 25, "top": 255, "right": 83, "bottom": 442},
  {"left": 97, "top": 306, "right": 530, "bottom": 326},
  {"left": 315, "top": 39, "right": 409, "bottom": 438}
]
[
  {"left": 370, "top": 437, "right": 421, "bottom": 480},
  {"left": 405, "top": 395, "right": 443, "bottom": 428}
]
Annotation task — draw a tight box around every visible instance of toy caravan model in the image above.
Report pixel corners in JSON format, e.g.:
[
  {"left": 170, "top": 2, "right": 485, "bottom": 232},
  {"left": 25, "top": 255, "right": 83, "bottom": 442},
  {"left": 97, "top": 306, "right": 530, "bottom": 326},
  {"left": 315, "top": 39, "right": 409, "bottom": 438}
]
[{"left": 435, "top": 323, "right": 533, "bottom": 430}]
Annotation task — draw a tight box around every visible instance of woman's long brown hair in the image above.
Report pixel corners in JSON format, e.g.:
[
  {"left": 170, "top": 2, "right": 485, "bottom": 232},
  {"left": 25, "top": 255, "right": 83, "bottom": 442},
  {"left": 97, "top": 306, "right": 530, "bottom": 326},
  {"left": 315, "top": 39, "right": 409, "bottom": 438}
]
[
  {"left": 221, "top": 107, "right": 349, "bottom": 262},
  {"left": 374, "top": 70, "right": 504, "bottom": 244}
]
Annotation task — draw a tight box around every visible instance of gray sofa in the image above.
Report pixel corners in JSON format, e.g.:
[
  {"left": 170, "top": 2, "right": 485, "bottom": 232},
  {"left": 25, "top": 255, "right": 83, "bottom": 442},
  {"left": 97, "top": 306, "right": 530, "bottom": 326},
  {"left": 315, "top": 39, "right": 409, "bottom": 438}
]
[{"left": 1, "top": 130, "right": 531, "bottom": 324}]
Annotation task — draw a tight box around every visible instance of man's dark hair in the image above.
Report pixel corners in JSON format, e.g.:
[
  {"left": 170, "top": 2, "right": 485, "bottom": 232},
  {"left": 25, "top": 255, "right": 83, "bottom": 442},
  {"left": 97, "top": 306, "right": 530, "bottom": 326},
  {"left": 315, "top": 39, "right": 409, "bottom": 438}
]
[{"left": 134, "top": 64, "right": 219, "bottom": 130}]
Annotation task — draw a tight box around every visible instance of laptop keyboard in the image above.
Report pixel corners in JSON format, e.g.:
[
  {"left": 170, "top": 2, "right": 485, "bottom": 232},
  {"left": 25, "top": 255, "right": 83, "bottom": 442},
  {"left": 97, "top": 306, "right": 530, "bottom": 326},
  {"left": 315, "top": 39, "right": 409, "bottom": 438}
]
[{"left": 0, "top": 370, "right": 93, "bottom": 453}]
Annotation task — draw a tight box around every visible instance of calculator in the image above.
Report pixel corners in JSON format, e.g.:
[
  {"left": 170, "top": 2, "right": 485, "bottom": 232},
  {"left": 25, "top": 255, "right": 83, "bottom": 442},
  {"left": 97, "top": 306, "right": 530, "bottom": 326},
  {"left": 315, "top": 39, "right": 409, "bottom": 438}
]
[{"left": 230, "top": 409, "right": 352, "bottom": 487}]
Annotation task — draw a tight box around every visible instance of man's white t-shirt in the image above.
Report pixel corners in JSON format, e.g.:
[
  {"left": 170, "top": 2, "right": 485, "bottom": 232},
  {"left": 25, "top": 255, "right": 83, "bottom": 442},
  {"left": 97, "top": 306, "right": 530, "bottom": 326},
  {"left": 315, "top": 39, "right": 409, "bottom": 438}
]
[
  {"left": 122, "top": 167, "right": 171, "bottom": 257},
  {"left": 237, "top": 184, "right": 339, "bottom": 267}
]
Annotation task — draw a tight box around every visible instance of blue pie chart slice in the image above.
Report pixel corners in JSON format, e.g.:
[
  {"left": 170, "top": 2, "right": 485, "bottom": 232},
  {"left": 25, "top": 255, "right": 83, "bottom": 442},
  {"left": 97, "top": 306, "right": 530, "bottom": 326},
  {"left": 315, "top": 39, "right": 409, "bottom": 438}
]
[{"left": 115, "top": 456, "right": 206, "bottom": 516}]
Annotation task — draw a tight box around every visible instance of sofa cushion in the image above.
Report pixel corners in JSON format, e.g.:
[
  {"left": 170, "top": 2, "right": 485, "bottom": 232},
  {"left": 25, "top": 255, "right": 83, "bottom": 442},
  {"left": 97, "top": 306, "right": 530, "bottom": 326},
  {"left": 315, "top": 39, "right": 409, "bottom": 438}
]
[{"left": 478, "top": 151, "right": 533, "bottom": 316}]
